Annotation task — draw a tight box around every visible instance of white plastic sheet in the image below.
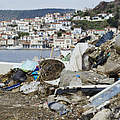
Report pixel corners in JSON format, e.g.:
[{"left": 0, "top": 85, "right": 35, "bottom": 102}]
[
  {"left": 19, "top": 60, "right": 38, "bottom": 71},
  {"left": 66, "top": 43, "right": 89, "bottom": 71}
]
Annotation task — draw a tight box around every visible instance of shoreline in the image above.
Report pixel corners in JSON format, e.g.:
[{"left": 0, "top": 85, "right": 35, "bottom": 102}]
[{"left": 0, "top": 48, "right": 52, "bottom": 50}]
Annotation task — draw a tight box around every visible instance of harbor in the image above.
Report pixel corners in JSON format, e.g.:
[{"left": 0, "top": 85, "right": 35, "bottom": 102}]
[{"left": 0, "top": 49, "right": 60, "bottom": 63}]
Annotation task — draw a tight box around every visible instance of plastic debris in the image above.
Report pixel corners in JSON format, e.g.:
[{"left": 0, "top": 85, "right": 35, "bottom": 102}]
[
  {"left": 3, "top": 83, "right": 21, "bottom": 91},
  {"left": 44, "top": 78, "right": 60, "bottom": 86},
  {"left": 48, "top": 102, "right": 68, "bottom": 115},
  {"left": 32, "top": 71, "right": 40, "bottom": 80},
  {"left": 95, "top": 31, "right": 113, "bottom": 47},
  {"left": 0, "top": 83, "right": 5, "bottom": 87},
  {"left": 19, "top": 60, "right": 38, "bottom": 72},
  {"left": 20, "top": 81, "right": 40, "bottom": 94}
]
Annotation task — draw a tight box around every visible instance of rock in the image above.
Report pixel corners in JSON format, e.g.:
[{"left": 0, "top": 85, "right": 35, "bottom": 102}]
[
  {"left": 69, "top": 75, "right": 82, "bottom": 87},
  {"left": 55, "top": 96, "right": 71, "bottom": 104},
  {"left": 59, "top": 70, "right": 114, "bottom": 87},
  {"left": 104, "top": 61, "right": 120, "bottom": 75},
  {"left": 70, "top": 92, "right": 83, "bottom": 102},
  {"left": 79, "top": 71, "right": 114, "bottom": 85},
  {"left": 59, "top": 70, "right": 81, "bottom": 87},
  {"left": 47, "top": 95, "right": 55, "bottom": 103},
  {"left": 95, "top": 49, "right": 120, "bottom": 77},
  {"left": 91, "top": 109, "right": 112, "bottom": 120},
  {"left": 96, "top": 65, "right": 105, "bottom": 74},
  {"left": 115, "top": 34, "right": 120, "bottom": 54}
]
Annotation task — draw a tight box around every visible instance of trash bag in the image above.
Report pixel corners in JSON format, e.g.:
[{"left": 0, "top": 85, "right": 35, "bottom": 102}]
[
  {"left": 95, "top": 31, "right": 113, "bottom": 47},
  {"left": 12, "top": 69, "right": 27, "bottom": 83},
  {"left": 92, "top": 54, "right": 110, "bottom": 68}
]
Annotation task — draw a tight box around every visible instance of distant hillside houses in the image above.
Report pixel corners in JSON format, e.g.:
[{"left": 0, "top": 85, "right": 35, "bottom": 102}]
[
  {"left": 0, "top": 12, "right": 76, "bottom": 49},
  {"left": 73, "top": 13, "right": 114, "bottom": 21},
  {"left": 0, "top": 11, "right": 118, "bottom": 49}
]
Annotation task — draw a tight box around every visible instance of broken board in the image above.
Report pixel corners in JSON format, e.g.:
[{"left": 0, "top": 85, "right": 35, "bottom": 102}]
[{"left": 89, "top": 80, "right": 120, "bottom": 108}]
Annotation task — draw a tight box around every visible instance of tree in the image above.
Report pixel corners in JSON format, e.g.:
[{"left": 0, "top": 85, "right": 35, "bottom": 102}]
[
  {"left": 8, "top": 24, "right": 18, "bottom": 27},
  {"left": 57, "top": 31, "right": 62, "bottom": 37},
  {"left": 107, "top": 17, "right": 118, "bottom": 28},
  {"left": 18, "top": 32, "right": 29, "bottom": 38}
]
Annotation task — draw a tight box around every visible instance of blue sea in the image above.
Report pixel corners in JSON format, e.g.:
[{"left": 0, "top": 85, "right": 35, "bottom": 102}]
[{"left": 0, "top": 49, "right": 60, "bottom": 63}]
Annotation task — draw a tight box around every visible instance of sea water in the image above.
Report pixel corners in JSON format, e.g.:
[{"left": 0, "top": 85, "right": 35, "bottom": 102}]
[{"left": 0, "top": 49, "right": 60, "bottom": 63}]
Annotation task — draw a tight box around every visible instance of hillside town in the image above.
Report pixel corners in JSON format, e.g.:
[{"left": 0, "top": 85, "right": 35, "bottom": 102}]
[
  {"left": 2, "top": 0, "right": 120, "bottom": 119},
  {"left": 0, "top": 11, "right": 118, "bottom": 49}
]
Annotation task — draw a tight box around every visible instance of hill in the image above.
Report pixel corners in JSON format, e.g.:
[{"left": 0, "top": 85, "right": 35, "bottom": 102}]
[
  {"left": 72, "top": 0, "right": 120, "bottom": 29},
  {"left": 0, "top": 9, "right": 75, "bottom": 21},
  {"left": 92, "top": 0, "right": 120, "bottom": 28},
  {"left": 93, "top": 0, "right": 119, "bottom": 14}
]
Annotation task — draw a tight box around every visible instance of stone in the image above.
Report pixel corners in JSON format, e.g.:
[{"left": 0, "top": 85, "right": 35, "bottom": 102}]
[
  {"left": 115, "top": 34, "right": 120, "bottom": 54},
  {"left": 59, "top": 70, "right": 81, "bottom": 87},
  {"left": 91, "top": 109, "right": 112, "bottom": 120},
  {"left": 96, "top": 65, "right": 105, "bottom": 74},
  {"left": 59, "top": 70, "right": 114, "bottom": 87},
  {"left": 79, "top": 71, "right": 114, "bottom": 85},
  {"left": 104, "top": 61, "right": 120, "bottom": 75}
]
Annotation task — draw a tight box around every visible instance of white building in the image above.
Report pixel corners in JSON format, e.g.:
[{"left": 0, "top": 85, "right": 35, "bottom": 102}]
[
  {"left": 46, "top": 29, "right": 56, "bottom": 36},
  {"left": 59, "top": 20, "right": 71, "bottom": 26},
  {"left": 0, "top": 39, "right": 7, "bottom": 47},
  {"left": 73, "top": 16, "right": 81, "bottom": 21},
  {"left": 53, "top": 38, "right": 72, "bottom": 49},
  {"left": 81, "top": 16, "right": 90, "bottom": 21},
  {"left": 7, "top": 39, "right": 15, "bottom": 46},
  {"left": 72, "top": 28, "right": 82, "bottom": 34},
  {"left": 44, "top": 17, "right": 55, "bottom": 23},
  {"left": 49, "top": 23, "right": 62, "bottom": 31},
  {"left": 53, "top": 33, "right": 72, "bottom": 49}
]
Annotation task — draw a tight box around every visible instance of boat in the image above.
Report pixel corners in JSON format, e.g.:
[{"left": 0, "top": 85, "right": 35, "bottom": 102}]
[
  {"left": 6, "top": 45, "right": 23, "bottom": 50},
  {"left": 54, "top": 48, "right": 60, "bottom": 51}
]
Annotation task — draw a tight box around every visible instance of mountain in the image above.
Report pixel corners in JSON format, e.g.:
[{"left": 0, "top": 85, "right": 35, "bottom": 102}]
[
  {"left": 0, "top": 9, "right": 75, "bottom": 21},
  {"left": 93, "top": 0, "right": 120, "bottom": 14},
  {"left": 92, "top": 0, "right": 120, "bottom": 28}
]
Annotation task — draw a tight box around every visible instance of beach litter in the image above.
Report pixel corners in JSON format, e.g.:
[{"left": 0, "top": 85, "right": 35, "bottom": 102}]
[{"left": 0, "top": 34, "right": 120, "bottom": 119}]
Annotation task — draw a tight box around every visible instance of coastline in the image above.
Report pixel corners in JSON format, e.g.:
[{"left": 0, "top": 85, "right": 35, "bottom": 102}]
[{"left": 0, "top": 48, "right": 52, "bottom": 50}]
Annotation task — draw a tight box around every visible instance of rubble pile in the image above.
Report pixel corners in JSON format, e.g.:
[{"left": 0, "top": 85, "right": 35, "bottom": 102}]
[{"left": 1, "top": 33, "right": 120, "bottom": 119}]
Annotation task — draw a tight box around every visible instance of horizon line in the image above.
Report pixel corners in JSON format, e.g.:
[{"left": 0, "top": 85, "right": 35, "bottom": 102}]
[{"left": 0, "top": 8, "right": 77, "bottom": 11}]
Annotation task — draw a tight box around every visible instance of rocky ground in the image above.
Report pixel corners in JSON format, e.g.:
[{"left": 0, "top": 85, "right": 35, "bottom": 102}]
[
  {"left": 1, "top": 33, "right": 120, "bottom": 120},
  {"left": 0, "top": 91, "right": 89, "bottom": 120}
]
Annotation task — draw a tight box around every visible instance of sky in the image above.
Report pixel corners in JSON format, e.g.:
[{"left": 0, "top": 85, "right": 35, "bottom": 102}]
[{"left": 0, "top": 0, "right": 114, "bottom": 10}]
